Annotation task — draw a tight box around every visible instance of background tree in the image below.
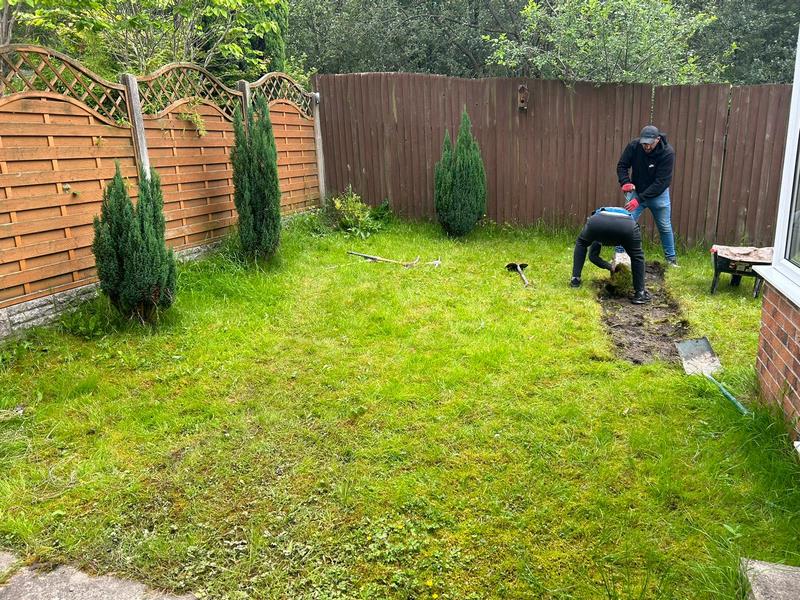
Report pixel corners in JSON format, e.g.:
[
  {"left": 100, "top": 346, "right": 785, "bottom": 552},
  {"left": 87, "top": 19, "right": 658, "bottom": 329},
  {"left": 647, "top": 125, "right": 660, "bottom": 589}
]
[
  {"left": 259, "top": 0, "right": 288, "bottom": 72},
  {"left": 1, "top": 0, "right": 30, "bottom": 46},
  {"left": 485, "top": 0, "right": 717, "bottom": 84},
  {"left": 287, "top": 0, "right": 796, "bottom": 84},
  {"left": 287, "top": 0, "right": 528, "bottom": 77},
  {"left": 677, "top": 0, "right": 800, "bottom": 84},
  {"left": 12, "top": 0, "right": 288, "bottom": 82}
]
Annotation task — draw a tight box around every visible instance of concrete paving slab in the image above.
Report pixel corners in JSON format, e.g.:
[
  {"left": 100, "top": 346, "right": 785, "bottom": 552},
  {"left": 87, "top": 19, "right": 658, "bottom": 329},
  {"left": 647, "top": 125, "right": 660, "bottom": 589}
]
[
  {"left": 0, "top": 552, "right": 18, "bottom": 579},
  {"left": 742, "top": 558, "right": 800, "bottom": 600},
  {"left": 0, "top": 558, "right": 194, "bottom": 600}
]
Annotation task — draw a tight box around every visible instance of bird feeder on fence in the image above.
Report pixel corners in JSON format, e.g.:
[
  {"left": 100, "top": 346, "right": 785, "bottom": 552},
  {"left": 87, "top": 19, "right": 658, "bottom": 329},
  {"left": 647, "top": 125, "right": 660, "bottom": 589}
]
[{"left": 518, "top": 84, "right": 529, "bottom": 112}]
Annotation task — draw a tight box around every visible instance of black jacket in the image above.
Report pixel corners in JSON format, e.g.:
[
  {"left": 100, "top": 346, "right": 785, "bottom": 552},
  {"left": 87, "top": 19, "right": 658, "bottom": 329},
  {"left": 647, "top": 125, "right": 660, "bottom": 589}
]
[{"left": 616, "top": 134, "right": 674, "bottom": 202}]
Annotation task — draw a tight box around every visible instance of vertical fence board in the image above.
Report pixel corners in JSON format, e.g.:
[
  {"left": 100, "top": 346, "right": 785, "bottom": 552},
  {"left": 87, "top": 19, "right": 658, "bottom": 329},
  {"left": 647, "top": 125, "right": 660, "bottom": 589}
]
[
  {"left": 315, "top": 74, "right": 787, "bottom": 245},
  {"left": 623, "top": 83, "right": 725, "bottom": 246},
  {"left": 719, "top": 84, "right": 791, "bottom": 246}
]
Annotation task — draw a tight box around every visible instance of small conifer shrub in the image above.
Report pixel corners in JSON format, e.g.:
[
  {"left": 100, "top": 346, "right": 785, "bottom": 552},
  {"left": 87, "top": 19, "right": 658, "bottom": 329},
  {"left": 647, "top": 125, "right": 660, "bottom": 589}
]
[
  {"left": 434, "top": 109, "right": 486, "bottom": 236},
  {"left": 92, "top": 164, "right": 176, "bottom": 322},
  {"left": 232, "top": 94, "right": 282, "bottom": 260},
  {"left": 434, "top": 130, "right": 454, "bottom": 229}
]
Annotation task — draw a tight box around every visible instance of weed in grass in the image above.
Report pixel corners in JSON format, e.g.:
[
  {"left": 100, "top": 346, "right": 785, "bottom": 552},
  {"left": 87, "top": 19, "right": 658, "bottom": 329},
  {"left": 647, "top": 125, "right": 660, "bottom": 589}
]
[{"left": 0, "top": 339, "right": 35, "bottom": 370}]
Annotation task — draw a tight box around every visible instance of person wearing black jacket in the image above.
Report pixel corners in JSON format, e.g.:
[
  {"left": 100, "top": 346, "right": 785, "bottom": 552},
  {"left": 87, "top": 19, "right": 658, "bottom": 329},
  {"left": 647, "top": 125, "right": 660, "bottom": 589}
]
[{"left": 616, "top": 125, "right": 678, "bottom": 266}]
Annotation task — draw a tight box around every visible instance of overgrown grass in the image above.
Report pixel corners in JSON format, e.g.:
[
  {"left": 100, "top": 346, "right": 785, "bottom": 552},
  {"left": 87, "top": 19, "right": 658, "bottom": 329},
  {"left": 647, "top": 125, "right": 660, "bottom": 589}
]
[{"left": 1, "top": 218, "right": 799, "bottom": 599}]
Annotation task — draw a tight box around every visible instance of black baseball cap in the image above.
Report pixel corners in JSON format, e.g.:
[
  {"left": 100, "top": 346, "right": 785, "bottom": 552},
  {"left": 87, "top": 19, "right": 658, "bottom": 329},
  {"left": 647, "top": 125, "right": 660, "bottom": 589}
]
[{"left": 639, "top": 125, "right": 660, "bottom": 144}]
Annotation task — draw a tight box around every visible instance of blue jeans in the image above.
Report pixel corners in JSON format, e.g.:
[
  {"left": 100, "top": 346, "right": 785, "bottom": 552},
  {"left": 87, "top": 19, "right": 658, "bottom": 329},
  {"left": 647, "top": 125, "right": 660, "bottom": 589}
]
[{"left": 615, "top": 189, "right": 676, "bottom": 261}]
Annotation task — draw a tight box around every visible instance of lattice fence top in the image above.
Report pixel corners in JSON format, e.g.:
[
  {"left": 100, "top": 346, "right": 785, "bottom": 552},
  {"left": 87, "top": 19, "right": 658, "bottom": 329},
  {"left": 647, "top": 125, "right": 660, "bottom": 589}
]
[
  {"left": 251, "top": 72, "right": 314, "bottom": 118},
  {"left": 0, "top": 44, "right": 128, "bottom": 125},
  {"left": 137, "top": 63, "right": 242, "bottom": 120}
]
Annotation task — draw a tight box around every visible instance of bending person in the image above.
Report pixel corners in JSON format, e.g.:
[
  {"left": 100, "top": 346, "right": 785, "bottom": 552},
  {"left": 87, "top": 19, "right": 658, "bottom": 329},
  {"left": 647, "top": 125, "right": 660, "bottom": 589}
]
[{"left": 571, "top": 206, "right": 650, "bottom": 305}]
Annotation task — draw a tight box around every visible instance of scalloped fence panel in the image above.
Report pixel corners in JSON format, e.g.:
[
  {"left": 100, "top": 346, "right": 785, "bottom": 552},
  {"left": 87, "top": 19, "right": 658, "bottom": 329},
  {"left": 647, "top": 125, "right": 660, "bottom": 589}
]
[
  {"left": 250, "top": 74, "right": 320, "bottom": 213},
  {"left": 142, "top": 99, "right": 238, "bottom": 248},
  {"left": 269, "top": 100, "right": 320, "bottom": 214},
  {"left": 136, "top": 63, "right": 246, "bottom": 249},
  {"left": 0, "top": 46, "right": 321, "bottom": 322},
  {"left": 0, "top": 46, "right": 139, "bottom": 312}
]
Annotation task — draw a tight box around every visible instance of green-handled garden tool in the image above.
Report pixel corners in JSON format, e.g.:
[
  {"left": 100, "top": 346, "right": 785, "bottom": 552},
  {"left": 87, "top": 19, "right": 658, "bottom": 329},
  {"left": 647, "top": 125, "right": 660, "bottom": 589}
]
[{"left": 675, "top": 337, "right": 750, "bottom": 415}]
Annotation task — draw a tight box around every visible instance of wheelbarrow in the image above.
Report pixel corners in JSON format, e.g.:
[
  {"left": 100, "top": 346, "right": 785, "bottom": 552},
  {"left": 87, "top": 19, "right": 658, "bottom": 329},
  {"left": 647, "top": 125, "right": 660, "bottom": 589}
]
[
  {"left": 675, "top": 337, "right": 750, "bottom": 415},
  {"left": 710, "top": 245, "right": 773, "bottom": 299}
]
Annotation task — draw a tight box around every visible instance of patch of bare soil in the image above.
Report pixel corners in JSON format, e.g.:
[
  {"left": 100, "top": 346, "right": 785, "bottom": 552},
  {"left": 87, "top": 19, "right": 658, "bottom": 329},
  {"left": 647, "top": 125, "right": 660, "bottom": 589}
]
[{"left": 597, "top": 263, "right": 689, "bottom": 364}]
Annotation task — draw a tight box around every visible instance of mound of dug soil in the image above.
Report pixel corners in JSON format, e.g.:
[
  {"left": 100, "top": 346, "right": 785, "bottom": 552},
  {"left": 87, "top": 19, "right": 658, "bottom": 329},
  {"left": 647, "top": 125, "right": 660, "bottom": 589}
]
[{"left": 598, "top": 263, "right": 689, "bottom": 364}]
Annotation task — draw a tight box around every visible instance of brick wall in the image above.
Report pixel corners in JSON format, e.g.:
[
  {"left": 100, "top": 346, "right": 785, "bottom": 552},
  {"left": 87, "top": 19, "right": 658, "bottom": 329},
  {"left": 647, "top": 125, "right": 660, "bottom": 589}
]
[{"left": 757, "top": 284, "right": 800, "bottom": 433}]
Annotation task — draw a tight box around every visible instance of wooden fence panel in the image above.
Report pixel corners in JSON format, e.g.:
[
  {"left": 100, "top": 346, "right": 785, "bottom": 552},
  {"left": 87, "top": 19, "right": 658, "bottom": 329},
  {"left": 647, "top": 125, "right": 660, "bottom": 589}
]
[
  {"left": 0, "top": 46, "right": 321, "bottom": 310},
  {"left": 718, "top": 84, "right": 792, "bottom": 246},
  {"left": 250, "top": 73, "right": 320, "bottom": 214},
  {"left": 316, "top": 75, "right": 650, "bottom": 227},
  {"left": 144, "top": 100, "right": 237, "bottom": 248},
  {"left": 270, "top": 100, "right": 320, "bottom": 214},
  {"left": 317, "top": 74, "right": 790, "bottom": 246},
  {"left": 653, "top": 84, "right": 730, "bottom": 246},
  {"left": 0, "top": 95, "right": 137, "bottom": 310}
]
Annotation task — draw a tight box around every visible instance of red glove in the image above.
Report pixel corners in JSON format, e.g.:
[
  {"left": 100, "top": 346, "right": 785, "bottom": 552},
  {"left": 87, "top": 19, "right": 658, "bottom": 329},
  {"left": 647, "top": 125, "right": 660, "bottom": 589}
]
[
  {"left": 621, "top": 183, "right": 635, "bottom": 193},
  {"left": 624, "top": 197, "right": 640, "bottom": 212}
]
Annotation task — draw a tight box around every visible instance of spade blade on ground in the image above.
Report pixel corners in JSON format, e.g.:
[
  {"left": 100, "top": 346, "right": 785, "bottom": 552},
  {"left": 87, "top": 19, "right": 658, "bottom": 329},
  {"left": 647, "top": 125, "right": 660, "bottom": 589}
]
[
  {"left": 505, "top": 262, "right": 530, "bottom": 287},
  {"left": 675, "top": 337, "right": 750, "bottom": 415}
]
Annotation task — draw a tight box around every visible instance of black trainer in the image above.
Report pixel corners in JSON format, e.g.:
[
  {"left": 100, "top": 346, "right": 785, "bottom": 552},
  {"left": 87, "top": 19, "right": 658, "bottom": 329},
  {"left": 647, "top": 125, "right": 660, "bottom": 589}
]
[
  {"left": 631, "top": 290, "right": 652, "bottom": 304},
  {"left": 667, "top": 258, "right": 679, "bottom": 267},
  {"left": 570, "top": 277, "right": 581, "bottom": 288}
]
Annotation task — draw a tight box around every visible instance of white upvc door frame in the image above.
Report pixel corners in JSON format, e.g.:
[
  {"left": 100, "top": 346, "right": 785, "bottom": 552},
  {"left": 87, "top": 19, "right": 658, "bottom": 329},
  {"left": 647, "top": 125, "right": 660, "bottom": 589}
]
[{"left": 755, "top": 26, "right": 800, "bottom": 308}]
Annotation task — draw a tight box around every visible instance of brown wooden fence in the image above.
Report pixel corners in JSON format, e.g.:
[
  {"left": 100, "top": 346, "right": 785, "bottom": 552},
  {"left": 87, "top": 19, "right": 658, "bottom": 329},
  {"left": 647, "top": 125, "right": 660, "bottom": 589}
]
[
  {"left": 316, "top": 74, "right": 791, "bottom": 247},
  {"left": 0, "top": 45, "right": 322, "bottom": 310}
]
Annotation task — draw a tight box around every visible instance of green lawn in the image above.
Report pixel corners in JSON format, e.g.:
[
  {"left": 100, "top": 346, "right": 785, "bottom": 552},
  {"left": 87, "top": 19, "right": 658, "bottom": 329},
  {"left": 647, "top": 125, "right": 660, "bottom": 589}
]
[{"left": 2, "top": 218, "right": 799, "bottom": 599}]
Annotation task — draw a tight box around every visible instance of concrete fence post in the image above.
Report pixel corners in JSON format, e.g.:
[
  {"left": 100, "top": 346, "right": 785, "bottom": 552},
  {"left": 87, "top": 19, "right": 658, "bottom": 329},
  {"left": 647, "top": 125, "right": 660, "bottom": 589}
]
[
  {"left": 237, "top": 80, "right": 250, "bottom": 121},
  {"left": 119, "top": 73, "right": 151, "bottom": 179},
  {"left": 312, "top": 91, "right": 327, "bottom": 202}
]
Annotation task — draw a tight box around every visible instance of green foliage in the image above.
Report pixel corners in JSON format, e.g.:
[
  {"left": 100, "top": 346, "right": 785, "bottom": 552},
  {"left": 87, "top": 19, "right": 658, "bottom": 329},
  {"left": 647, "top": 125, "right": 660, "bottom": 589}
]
[
  {"left": 0, "top": 339, "right": 35, "bottom": 371},
  {"left": 58, "top": 296, "right": 120, "bottom": 340},
  {"left": 261, "top": 0, "right": 288, "bottom": 71},
  {"left": 287, "top": 0, "right": 797, "bottom": 84},
  {"left": 433, "top": 130, "right": 454, "bottom": 231},
  {"left": 435, "top": 110, "right": 486, "bottom": 237},
  {"left": 287, "top": 0, "right": 524, "bottom": 78},
  {"left": 177, "top": 100, "right": 208, "bottom": 137},
  {"left": 231, "top": 95, "right": 282, "bottom": 260},
  {"left": 677, "top": 0, "right": 800, "bottom": 84},
  {"left": 485, "top": 0, "right": 718, "bottom": 84},
  {"left": 12, "top": 0, "right": 288, "bottom": 82},
  {"left": 323, "top": 187, "right": 387, "bottom": 238},
  {"left": 59, "top": 305, "right": 110, "bottom": 341},
  {"left": 283, "top": 53, "right": 318, "bottom": 90},
  {"left": 92, "top": 164, "right": 177, "bottom": 323}
]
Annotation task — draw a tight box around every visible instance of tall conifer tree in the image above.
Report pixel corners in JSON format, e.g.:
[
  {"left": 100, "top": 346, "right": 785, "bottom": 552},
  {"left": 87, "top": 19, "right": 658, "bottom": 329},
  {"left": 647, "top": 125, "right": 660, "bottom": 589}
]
[
  {"left": 232, "top": 95, "right": 282, "bottom": 259},
  {"left": 435, "top": 109, "right": 486, "bottom": 236}
]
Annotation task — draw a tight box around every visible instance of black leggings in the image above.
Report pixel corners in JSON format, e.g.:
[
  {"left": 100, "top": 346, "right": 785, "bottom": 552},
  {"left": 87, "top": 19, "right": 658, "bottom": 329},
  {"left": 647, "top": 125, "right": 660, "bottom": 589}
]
[{"left": 572, "top": 212, "right": 645, "bottom": 292}]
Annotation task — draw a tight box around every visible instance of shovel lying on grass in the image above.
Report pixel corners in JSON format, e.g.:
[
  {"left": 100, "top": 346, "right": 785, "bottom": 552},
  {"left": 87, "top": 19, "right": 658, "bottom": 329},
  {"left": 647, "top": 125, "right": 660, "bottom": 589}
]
[
  {"left": 675, "top": 337, "right": 750, "bottom": 415},
  {"left": 505, "top": 262, "right": 530, "bottom": 287}
]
